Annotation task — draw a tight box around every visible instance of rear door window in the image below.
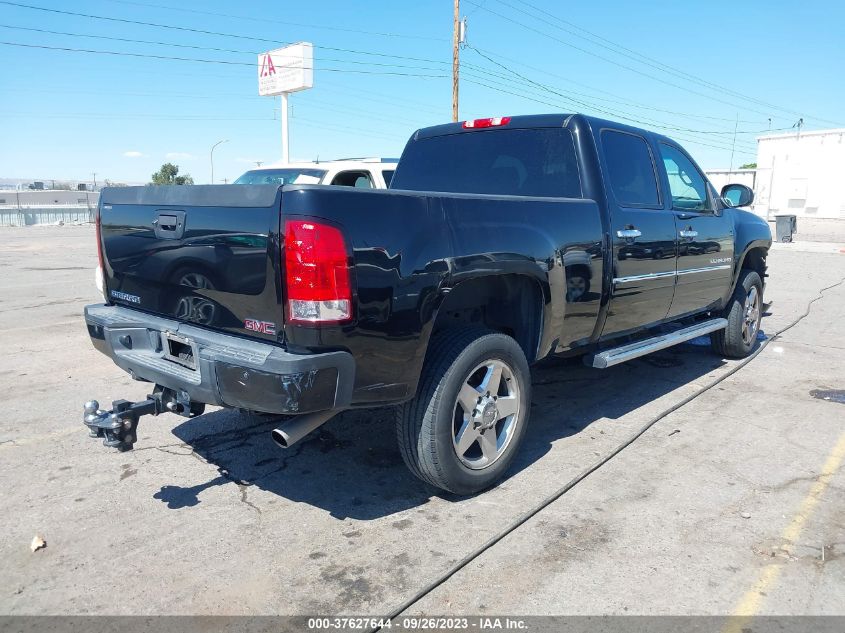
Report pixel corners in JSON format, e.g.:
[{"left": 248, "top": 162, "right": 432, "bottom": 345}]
[
  {"left": 391, "top": 128, "right": 581, "bottom": 198},
  {"left": 601, "top": 130, "right": 661, "bottom": 208}
]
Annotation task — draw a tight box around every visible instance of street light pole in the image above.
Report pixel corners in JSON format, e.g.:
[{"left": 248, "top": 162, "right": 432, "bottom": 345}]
[{"left": 210, "top": 139, "right": 229, "bottom": 184}]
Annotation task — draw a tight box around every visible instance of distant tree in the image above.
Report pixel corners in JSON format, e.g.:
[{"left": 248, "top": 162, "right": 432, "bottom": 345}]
[
  {"left": 739, "top": 162, "right": 757, "bottom": 169},
  {"left": 150, "top": 162, "right": 194, "bottom": 185}
]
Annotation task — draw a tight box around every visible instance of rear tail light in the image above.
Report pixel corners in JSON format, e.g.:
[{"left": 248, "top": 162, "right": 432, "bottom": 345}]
[
  {"left": 283, "top": 219, "right": 352, "bottom": 324},
  {"left": 95, "top": 211, "right": 107, "bottom": 300},
  {"left": 462, "top": 116, "right": 511, "bottom": 129}
]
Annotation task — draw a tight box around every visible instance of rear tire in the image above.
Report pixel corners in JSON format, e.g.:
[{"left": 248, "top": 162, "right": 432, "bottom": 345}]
[
  {"left": 711, "top": 269, "right": 763, "bottom": 359},
  {"left": 396, "top": 327, "right": 531, "bottom": 495}
]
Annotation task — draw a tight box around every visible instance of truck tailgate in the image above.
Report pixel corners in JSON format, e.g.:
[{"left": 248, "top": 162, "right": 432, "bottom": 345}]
[{"left": 98, "top": 185, "right": 283, "bottom": 342}]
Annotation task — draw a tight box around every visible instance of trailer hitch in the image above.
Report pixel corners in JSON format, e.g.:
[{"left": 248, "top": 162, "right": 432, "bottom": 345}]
[{"left": 83, "top": 386, "right": 205, "bottom": 451}]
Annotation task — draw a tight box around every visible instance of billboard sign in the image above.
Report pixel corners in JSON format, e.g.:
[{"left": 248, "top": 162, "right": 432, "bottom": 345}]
[{"left": 258, "top": 42, "right": 314, "bottom": 96}]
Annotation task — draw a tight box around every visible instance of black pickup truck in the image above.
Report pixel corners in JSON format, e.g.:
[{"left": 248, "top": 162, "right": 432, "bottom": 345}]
[{"left": 83, "top": 113, "right": 771, "bottom": 494}]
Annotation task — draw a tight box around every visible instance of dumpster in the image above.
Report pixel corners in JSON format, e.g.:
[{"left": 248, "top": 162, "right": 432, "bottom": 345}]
[{"left": 775, "top": 214, "right": 797, "bottom": 243}]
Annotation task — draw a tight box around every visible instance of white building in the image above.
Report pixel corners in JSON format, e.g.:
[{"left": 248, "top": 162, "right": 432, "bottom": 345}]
[
  {"left": 704, "top": 168, "right": 757, "bottom": 198},
  {"left": 753, "top": 128, "right": 845, "bottom": 219}
]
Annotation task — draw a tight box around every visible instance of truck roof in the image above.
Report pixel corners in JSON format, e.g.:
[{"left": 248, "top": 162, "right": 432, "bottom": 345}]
[
  {"left": 248, "top": 158, "right": 399, "bottom": 171},
  {"left": 412, "top": 113, "right": 677, "bottom": 146}
]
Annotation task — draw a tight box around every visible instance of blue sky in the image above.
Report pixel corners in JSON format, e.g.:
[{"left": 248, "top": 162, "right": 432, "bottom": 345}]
[{"left": 1, "top": 0, "right": 842, "bottom": 184}]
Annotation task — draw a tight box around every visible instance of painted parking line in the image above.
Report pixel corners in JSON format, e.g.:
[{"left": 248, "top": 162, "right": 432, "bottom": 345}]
[{"left": 723, "top": 430, "right": 845, "bottom": 631}]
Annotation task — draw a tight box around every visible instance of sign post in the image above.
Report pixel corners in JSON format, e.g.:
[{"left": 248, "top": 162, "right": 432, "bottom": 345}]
[{"left": 258, "top": 42, "right": 314, "bottom": 164}]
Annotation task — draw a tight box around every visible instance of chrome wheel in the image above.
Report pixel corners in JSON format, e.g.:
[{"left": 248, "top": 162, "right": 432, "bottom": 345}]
[
  {"left": 742, "top": 285, "right": 760, "bottom": 345},
  {"left": 178, "top": 272, "right": 214, "bottom": 289},
  {"left": 175, "top": 271, "right": 216, "bottom": 324},
  {"left": 452, "top": 359, "right": 521, "bottom": 470}
]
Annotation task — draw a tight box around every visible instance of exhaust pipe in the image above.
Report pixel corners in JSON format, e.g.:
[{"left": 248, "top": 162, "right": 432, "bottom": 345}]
[{"left": 271, "top": 410, "right": 340, "bottom": 449}]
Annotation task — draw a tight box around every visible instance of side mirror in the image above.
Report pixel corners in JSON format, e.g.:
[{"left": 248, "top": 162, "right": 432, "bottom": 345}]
[{"left": 721, "top": 183, "right": 754, "bottom": 208}]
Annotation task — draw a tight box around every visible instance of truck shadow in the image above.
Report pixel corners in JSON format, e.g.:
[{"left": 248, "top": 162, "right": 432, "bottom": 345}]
[{"left": 158, "top": 340, "right": 728, "bottom": 520}]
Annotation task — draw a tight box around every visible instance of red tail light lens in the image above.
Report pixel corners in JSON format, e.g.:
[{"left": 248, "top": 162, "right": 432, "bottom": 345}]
[
  {"left": 462, "top": 116, "right": 511, "bottom": 129},
  {"left": 284, "top": 219, "right": 352, "bottom": 324}
]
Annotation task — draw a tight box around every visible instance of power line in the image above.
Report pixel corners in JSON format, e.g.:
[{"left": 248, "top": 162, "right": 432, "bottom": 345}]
[
  {"left": 463, "top": 47, "right": 760, "bottom": 149},
  {"left": 317, "top": 84, "right": 445, "bottom": 117},
  {"left": 462, "top": 57, "right": 767, "bottom": 132},
  {"left": 0, "top": 24, "right": 451, "bottom": 72},
  {"left": 462, "top": 76, "right": 756, "bottom": 157},
  {"left": 461, "top": 49, "right": 760, "bottom": 150},
  {"left": 289, "top": 116, "right": 409, "bottom": 143},
  {"left": 0, "top": 81, "right": 448, "bottom": 117},
  {"left": 0, "top": 112, "right": 276, "bottom": 120},
  {"left": 462, "top": 56, "right": 768, "bottom": 126},
  {"left": 0, "top": 1, "right": 451, "bottom": 66},
  {"left": 465, "top": 45, "right": 776, "bottom": 126},
  {"left": 491, "top": 0, "right": 841, "bottom": 126},
  {"left": 0, "top": 109, "right": 412, "bottom": 142},
  {"left": 458, "top": 67, "right": 758, "bottom": 154},
  {"left": 463, "top": 0, "right": 822, "bottom": 124},
  {"left": 0, "top": 41, "right": 450, "bottom": 77},
  {"left": 101, "top": 0, "right": 446, "bottom": 42}
]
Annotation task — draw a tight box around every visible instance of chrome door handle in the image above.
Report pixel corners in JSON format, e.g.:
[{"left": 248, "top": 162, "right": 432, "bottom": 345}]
[
  {"left": 679, "top": 229, "right": 698, "bottom": 238},
  {"left": 616, "top": 229, "right": 642, "bottom": 239}
]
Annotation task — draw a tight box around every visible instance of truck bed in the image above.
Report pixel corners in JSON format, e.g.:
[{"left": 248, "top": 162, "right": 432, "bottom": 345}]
[{"left": 98, "top": 183, "right": 604, "bottom": 404}]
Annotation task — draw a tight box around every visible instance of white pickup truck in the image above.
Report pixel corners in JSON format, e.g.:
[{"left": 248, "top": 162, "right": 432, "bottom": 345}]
[{"left": 234, "top": 158, "right": 398, "bottom": 189}]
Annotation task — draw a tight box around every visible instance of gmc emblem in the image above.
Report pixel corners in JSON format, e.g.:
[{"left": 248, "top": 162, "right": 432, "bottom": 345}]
[{"left": 244, "top": 318, "right": 276, "bottom": 335}]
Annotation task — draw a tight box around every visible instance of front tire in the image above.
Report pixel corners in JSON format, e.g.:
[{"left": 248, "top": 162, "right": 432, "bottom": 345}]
[
  {"left": 396, "top": 327, "right": 531, "bottom": 495},
  {"left": 711, "top": 269, "right": 763, "bottom": 359}
]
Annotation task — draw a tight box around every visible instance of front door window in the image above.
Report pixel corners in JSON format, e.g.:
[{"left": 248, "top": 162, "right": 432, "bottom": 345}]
[{"left": 659, "top": 144, "right": 710, "bottom": 212}]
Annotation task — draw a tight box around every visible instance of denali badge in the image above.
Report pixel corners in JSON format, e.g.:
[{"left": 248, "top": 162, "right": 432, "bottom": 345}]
[
  {"left": 244, "top": 318, "right": 276, "bottom": 335},
  {"left": 710, "top": 257, "right": 732, "bottom": 264},
  {"left": 110, "top": 290, "right": 141, "bottom": 304}
]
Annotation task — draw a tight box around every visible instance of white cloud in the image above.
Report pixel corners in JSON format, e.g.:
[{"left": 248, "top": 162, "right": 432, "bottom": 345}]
[
  {"left": 123, "top": 151, "right": 145, "bottom": 158},
  {"left": 165, "top": 152, "right": 196, "bottom": 160}
]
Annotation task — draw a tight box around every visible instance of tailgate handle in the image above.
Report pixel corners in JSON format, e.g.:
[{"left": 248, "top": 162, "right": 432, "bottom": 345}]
[{"left": 153, "top": 210, "right": 186, "bottom": 239}]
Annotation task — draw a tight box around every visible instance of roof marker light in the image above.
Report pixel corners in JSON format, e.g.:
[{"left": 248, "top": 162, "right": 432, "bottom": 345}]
[{"left": 462, "top": 116, "right": 512, "bottom": 129}]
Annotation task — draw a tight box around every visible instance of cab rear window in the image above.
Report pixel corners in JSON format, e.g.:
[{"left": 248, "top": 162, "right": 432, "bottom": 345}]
[{"left": 391, "top": 128, "right": 581, "bottom": 198}]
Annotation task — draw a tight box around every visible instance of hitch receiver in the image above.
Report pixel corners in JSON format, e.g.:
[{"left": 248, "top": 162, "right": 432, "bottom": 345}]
[{"left": 83, "top": 386, "right": 205, "bottom": 451}]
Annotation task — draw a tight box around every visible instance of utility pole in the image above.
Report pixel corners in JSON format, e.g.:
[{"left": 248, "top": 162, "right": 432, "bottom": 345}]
[
  {"left": 91, "top": 172, "right": 97, "bottom": 190},
  {"left": 452, "top": 0, "right": 460, "bottom": 122}
]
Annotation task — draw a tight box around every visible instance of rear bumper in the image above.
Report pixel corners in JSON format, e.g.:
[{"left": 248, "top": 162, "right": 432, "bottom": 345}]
[{"left": 84, "top": 304, "right": 354, "bottom": 415}]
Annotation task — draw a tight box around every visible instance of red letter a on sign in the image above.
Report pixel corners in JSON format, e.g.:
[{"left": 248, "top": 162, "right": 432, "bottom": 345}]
[{"left": 261, "top": 55, "right": 277, "bottom": 77}]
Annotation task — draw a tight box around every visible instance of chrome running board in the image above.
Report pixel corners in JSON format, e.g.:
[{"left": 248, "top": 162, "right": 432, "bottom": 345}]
[{"left": 585, "top": 318, "right": 728, "bottom": 369}]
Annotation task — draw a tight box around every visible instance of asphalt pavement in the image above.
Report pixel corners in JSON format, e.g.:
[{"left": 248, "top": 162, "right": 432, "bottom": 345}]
[{"left": 1, "top": 225, "right": 843, "bottom": 620}]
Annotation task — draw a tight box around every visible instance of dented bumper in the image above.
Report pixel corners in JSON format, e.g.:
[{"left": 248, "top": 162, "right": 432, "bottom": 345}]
[{"left": 84, "top": 304, "right": 354, "bottom": 415}]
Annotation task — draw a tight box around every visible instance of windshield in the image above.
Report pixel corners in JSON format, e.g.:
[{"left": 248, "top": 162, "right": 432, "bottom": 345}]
[{"left": 234, "top": 168, "right": 327, "bottom": 185}]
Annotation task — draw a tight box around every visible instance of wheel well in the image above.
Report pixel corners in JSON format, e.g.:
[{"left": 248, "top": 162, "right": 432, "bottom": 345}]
[
  {"left": 433, "top": 275, "right": 544, "bottom": 362},
  {"left": 741, "top": 247, "right": 767, "bottom": 281}
]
